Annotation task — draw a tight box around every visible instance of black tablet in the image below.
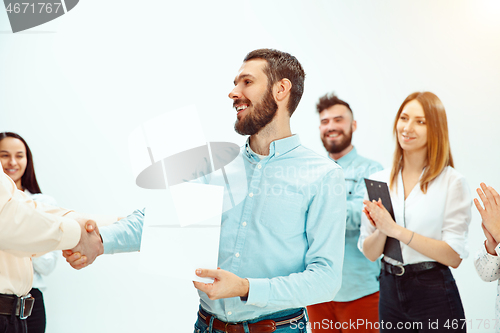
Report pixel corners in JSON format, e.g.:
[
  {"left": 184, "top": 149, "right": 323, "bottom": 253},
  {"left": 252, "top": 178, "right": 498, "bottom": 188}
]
[{"left": 364, "top": 178, "right": 403, "bottom": 263}]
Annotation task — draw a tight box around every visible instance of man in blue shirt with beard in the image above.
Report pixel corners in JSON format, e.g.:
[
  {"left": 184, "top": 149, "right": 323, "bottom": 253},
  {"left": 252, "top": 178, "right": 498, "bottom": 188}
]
[
  {"left": 64, "top": 49, "right": 347, "bottom": 333},
  {"left": 307, "top": 93, "right": 383, "bottom": 332},
  {"left": 191, "top": 49, "right": 346, "bottom": 333}
]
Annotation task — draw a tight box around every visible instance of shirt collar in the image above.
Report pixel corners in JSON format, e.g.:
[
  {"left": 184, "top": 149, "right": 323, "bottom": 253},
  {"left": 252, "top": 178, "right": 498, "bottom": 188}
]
[
  {"left": 245, "top": 135, "right": 301, "bottom": 161},
  {"left": 329, "top": 146, "right": 358, "bottom": 169}
]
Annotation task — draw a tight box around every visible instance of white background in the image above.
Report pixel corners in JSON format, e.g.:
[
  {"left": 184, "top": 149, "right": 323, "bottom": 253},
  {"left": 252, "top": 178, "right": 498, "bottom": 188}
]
[{"left": 1, "top": 1, "right": 499, "bottom": 332}]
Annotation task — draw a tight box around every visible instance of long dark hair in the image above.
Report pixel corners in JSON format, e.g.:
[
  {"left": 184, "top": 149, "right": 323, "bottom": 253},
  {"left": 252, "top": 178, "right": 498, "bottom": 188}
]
[{"left": 0, "top": 132, "right": 42, "bottom": 194}]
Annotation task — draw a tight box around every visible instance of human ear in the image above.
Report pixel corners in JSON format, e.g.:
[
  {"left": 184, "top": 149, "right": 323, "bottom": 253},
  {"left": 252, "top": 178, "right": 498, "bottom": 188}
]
[{"left": 275, "top": 79, "right": 292, "bottom": 102}]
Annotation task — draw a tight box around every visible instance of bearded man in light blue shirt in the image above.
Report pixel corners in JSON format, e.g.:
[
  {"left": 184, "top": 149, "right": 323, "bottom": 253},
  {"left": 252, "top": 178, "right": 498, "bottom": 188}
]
[
  {"left": 189, "top": 50, "right": 346, "bottom": 333},
  {"left": 307, "top": 93, "right": 383, "bottom": 332},
  {"left": 64, "top": 49, "right": 346, "bottom": 333}
]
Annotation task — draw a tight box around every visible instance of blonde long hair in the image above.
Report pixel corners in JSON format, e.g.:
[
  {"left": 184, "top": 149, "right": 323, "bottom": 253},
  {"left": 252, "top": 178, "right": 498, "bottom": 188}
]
[{"left": 389, "top": 92, "right": 454, "bottom": 193}]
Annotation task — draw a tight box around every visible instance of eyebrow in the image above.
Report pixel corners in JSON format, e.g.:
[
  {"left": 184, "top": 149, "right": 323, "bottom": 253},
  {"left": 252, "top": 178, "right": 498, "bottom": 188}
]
[
  {"left": 401, "top": 112, "right": 425, "bottom": 119},
  {"left": 0, "top": 150, "right": 24, "bottom": 154},
  {"left": 321, "top": 115, "right": 344, "bottom": 121},
  {"left": 234, "top": 74, "right": 256, "bottom": 85}
]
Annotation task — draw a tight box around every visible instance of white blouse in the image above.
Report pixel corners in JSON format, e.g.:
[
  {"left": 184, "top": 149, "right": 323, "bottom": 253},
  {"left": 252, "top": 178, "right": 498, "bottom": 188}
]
[{"left": 358, "top": 166, "right": 472, "bottom": 265}]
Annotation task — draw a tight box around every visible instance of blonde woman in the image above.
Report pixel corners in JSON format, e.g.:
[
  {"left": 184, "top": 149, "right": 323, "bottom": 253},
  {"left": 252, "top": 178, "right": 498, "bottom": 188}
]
[{"left": 359, "top": 92, "right": 471, "bottom": 332}]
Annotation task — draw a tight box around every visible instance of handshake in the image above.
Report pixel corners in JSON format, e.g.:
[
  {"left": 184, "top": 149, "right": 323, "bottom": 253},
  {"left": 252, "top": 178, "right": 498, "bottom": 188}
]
[{"left": 62, "top": 218, "right": 104, "bottom": 270}]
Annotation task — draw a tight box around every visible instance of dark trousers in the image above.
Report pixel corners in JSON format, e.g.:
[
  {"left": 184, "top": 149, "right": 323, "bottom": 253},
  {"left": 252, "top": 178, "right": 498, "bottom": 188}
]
[
  {"left": 379, "top": 266, "right": 466, "bottom": 332},
  {"left": 26, "top": 289, "right": 45, "bottom": 333},
  {"left": 0, "top": 313, "right": 26, "bottom": 333}
]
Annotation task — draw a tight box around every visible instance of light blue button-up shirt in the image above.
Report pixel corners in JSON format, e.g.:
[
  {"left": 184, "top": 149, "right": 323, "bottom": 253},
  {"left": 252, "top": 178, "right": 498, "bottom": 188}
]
[
  {"left": 198, "top": 135, "right": 346, "bottom": 322},
  {"left": 331, "top": 147, "right": 383, "bottom": 302},
  {"left": 100, "top": 209, "right": 144, "bottom": 254},
  {"left": 99, "top": 135, "right": 346, "bottom": 322}
]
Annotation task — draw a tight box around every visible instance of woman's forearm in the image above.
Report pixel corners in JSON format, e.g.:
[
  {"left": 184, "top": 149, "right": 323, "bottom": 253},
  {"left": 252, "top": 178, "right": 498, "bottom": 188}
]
[
  {"left": 392, "top": 225, "right": 462, "bottom": 268},
  {"left": 362, "top": 229, "right": 387, "bottom": 262}
]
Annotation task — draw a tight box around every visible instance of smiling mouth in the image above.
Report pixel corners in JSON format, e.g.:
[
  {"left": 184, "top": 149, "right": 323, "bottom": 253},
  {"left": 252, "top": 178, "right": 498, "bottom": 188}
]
[
  {"left": 235, "top": 104, "right": 249, "bottom": 116},
  {"left": 326, "top": 132, "right": 341, "bottom": 139},
  {"left": 5, "top": 169, "right": 17, "bottom": 173},
  {"left": 401, "top": 134, "right": 416, "bottom": 140}
]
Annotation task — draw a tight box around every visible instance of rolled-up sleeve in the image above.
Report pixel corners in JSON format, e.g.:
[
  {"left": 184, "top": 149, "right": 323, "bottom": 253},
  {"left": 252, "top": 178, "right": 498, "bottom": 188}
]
[
  {"left": 442, "top": 176, "right": 472, "bottom": 259},
  {"left": 474, "top": 244, "right": 500, "bottom": 282},
  {"left": 346, "top": 161, "right": 383, "bottom": 231},
  {"left": 345, "top": 178, "right": 365, "bottom": 231},
  {"left": 358, "top": 192, "right": 377, "bottom": 255}
]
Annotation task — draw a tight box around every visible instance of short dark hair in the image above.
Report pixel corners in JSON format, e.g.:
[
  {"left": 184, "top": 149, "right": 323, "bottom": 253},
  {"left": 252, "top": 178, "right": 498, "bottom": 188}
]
[
  {"left": 316, "top": 93, "right": 352, "bottom": 116},
  {"left": 244, "top": 48, "right": 305, "bottom": 116},
  {"left": 0, "top": 132, "right": 42, "bottom": 194}
]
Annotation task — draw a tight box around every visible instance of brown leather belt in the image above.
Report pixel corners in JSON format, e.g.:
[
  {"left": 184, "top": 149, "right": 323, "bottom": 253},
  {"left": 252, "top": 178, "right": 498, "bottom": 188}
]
[
  {"left": 0, "top": 294, "right": 35, "bottom": 319},
  {"left": 198, "top": 308, "right": 304, "bottom": 333},
  {"left": 382, "top": 260, "right": 446, "bottom": 276}
]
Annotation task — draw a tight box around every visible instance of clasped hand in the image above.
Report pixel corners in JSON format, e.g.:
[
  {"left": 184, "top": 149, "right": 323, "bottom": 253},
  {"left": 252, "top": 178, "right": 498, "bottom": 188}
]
[
  {"left": 62, "top": 218, "right": 103, "bottom": 270},
  {"left": 363, "top": 199, "right": 399, "bottom": 237}
]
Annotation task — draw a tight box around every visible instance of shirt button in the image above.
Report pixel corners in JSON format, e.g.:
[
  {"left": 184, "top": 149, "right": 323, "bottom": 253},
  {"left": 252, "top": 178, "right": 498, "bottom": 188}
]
[
  {"left": 227, "top": 311, "right": 232, "bottom": 316},
  {"left": 235, "top": 253, "right": 240, "bottom": 258},
  {"left": 249, "top": 192, "right": 253, "bottom": 197},
  {"left": 242, "top": 222, "right": 247, "bottom": 227},
  {"left": 276, "top": 152, "right": 280, "bottom": 156},
  {"left": 257, "top": 164, "right": 262, "bottom": 169}
]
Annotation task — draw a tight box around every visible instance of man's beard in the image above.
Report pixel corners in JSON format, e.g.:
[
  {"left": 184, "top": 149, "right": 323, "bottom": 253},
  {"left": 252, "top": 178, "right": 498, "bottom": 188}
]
[
  {"left": 234, "top": 90, "right": 278, "bottom": 136},
  {"left": 322, "top": 129, "right": 353, "bottom": 154}
]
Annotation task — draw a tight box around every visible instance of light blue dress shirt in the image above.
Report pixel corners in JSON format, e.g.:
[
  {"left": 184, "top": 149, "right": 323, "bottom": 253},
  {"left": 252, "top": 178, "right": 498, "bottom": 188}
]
[
  {"left": 98, "top": 135, "right": 346, "bottom": 322},
  {"left": 331, "top": 147, "right": 383, "bottom": 302},
  {"left": 100, "top": 209, "right": 144, "bottom": 254},
  {"left": 199, "top": 135, "right": 346, "bottom": 322}
]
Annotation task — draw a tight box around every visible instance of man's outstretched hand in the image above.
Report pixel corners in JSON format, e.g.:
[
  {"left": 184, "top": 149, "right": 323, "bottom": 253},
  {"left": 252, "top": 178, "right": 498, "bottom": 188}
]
[
  {"left": 193, "top": 268, "right": 249, "bottom": 300},
  {"left": 62, "top": 219, "right": 103, "bottom": 270}
]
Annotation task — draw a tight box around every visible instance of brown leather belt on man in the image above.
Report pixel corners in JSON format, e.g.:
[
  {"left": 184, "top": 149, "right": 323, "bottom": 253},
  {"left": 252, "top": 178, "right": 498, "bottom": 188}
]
[
  {"left": 0, "top": 294, "right": 35, "bottom": 320},
  {"left": 198, "top": 306, "right": 305, "bottom": 333}
]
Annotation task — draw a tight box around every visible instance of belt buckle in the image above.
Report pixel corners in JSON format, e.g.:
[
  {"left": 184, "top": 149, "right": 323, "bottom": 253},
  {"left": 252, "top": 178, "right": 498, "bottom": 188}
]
[
  {"left": 395, "top": 264, "right": 405, "bottom": 276},
  {"left": 19, "top": 294, "right": 30, "bottom": 320}
]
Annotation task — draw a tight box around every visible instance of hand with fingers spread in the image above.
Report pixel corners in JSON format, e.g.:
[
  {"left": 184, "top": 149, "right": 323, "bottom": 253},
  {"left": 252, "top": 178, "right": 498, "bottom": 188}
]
[
  {"left": 193, "top": 268, "right": 249, "bottom": 300},
  {"left": 363, "top": 199, "right": 400, "bottom": 237},
  {"left": 62, "top": 219, "right": 103, "bottom": 270},
  {"left": 474, "top": 183, "right": 500, "bottom": 242}
]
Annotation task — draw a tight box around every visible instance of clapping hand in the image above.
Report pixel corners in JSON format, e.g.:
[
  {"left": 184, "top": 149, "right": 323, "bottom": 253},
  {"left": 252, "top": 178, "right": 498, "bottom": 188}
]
[
  {"left": 363, "top": 199, "right": 398, "bottom": 237},
  {"left": 474, "top": 183, "right": 500, "bottom": 244}
]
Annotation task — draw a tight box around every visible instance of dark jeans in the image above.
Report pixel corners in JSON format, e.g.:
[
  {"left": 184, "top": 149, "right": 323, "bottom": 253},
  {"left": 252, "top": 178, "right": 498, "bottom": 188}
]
[
  {"left": 26, "top": 289, "right": 45, "bottom": 333},
  {"left": 0, "top": 315, "right": 26, "bottom": 333},
  {"left": 379, "top": 265, "right": 466, "bottom": 332}
]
